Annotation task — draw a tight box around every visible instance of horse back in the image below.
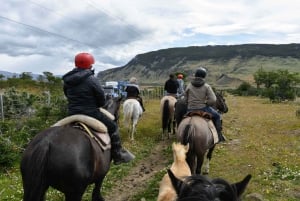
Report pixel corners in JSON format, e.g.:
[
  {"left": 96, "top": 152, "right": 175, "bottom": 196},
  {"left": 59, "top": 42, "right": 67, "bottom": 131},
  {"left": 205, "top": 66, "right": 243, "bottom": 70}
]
[
  {"left": 176, "top": 116, "right": 214, "bottom": 149},
  {"left": 21, "top": 126, "right": 110, "bottom": 194}
]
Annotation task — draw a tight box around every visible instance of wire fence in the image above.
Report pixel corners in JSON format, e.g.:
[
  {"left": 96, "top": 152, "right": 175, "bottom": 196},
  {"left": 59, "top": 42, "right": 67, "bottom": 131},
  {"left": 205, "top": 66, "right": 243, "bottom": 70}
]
[{"left": 0, "top": 86, "right": 165, "bottom": 121}]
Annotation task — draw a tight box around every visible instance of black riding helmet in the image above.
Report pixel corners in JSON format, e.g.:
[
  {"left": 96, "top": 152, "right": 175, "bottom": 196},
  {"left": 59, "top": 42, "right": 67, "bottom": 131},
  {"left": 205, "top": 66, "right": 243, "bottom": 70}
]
[{"left": 195, "top": 67, "right": 207, "bottom": 78}]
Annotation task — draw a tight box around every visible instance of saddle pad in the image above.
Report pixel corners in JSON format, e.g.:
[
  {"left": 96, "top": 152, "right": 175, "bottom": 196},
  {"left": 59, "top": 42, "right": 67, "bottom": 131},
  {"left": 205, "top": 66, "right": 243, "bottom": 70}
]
[
  {"left": 52, "top": 114, "right": 108, "bottom": 133},
  {"left": 207, "top": 120, "right": 219, "bottom": 144},
  {"left": 78, "top": 122, "right": 111, "bottom": 151}
]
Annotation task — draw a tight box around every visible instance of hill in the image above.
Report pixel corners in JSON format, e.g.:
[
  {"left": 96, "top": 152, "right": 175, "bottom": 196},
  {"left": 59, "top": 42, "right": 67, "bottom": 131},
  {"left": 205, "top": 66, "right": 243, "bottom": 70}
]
[{"left": 97, "top": 43, "right": 300, "bottom": 88}]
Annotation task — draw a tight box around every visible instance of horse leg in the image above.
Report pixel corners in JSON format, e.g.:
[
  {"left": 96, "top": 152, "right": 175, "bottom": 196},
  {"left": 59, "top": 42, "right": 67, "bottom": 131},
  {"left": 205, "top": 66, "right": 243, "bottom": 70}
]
[
  {"left": 167, "top": 120, "right": 171, "bottom": 139},
  {"left": 92, "top": 180, "right": 105, "bottom": 201},
  {"left": 202, "top": 151, "right": 210, "bottom": 175},
  {"left": 130, "top": 123, "right": 135, "bottom": 141},
  {"left": 202, "top": 145, "right": 215, "bottom": 174},
  {"left": 186, "top": 151, "right": 197, "bottom": 175},
  {"left": 172, "top": 119, "right": 176, "bottom": 135},
  {"left": 196, "top": 154, "right": 204, "bottom": 175},
  {"left": 23, "top": 185, "right": 48, "bottom": 201},
  {"left": 65, "top": 190, "right": 85, "bottom": 201}
]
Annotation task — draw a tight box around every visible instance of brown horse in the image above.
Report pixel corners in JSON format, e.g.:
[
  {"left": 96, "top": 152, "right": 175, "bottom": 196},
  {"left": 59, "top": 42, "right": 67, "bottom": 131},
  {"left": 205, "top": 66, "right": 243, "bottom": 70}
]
[
  {"left": 175, "top": 92, "right": 228, "bottom": 174},
  {"left": 160, "top": 95, "right": 177, "bottom": 139},
  {"left": 20, "top": 97, "right": 122, "bottom": 201}
]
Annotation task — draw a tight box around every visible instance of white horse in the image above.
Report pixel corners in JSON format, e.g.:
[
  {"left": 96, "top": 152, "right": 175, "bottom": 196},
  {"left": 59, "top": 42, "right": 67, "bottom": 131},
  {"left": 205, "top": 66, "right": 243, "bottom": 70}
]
[{"left": 122, "top": 99, "right": 143, "bottom": 140}]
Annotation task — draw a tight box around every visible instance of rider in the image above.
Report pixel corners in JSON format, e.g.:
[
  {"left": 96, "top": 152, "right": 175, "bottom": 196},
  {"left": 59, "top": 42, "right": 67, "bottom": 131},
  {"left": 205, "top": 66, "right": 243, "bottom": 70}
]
[
  {"left": 164, "top": 73, "right": 179, "bottom": 97},
  {"left": 177, "top": 74, "right": 185, "bottom": 97},
  {"left": 63, "top": 52, "right": 135, "bottom": 165},
  {"left": 125, "top": 77, "right": 145, "bottom": 112},
  {"left": 184, "top": 67, "right": 226, "bottom": 142}
]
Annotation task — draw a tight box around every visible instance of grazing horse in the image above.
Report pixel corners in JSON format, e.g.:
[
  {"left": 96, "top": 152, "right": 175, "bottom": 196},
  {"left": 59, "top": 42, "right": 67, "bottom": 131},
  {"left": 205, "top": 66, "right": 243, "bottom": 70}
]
[
  {"left": 20, "top": 97, "right": 122, "bottom": 201},
  {"left": 157, "top": 142, "right": 191, "bottom": 201},
  {"left": 175, "top": 92, "right": 228, "bottom": 174},
  {"left": 160, "top": 95, "right": 177, "bottom": 139},
  {"left": 168, "top": 169, "right": 251, "bottom": 201},
  {"left": 123, "top": 98, "right": 143, "bottom": 140}
]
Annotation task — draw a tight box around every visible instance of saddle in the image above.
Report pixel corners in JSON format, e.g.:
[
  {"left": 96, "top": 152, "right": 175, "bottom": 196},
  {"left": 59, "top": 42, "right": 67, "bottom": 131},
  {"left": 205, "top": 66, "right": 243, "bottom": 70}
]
[
  {"left": 52, "top": 114, "right": 111, "bottom": 151},
  {"left": 184, "top": 110, "right": 212, "bottom": 119},
  {"left": 183, "top": 110, "right": 219, "bottom": 144}
]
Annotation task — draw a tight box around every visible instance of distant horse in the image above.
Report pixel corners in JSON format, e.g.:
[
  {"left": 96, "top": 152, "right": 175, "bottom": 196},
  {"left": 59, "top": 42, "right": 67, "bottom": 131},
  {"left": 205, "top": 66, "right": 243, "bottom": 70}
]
[
  {"left": 168, "top": 169, "right": 251, "bottom": 201},
  {"left": 160, "top": 95, "right": 177, "bottom": 139},
  {"left": 20, "top": 97, "right": 122, "bottom": 201},
  {"left": 157, "top": 142, "right": 191, "bottom": 201},
  {"left": 175, "top": 92, "right": 228, "bottom": 174},
  {"left": 123, "top": 98, "right": 143, "bottom": 140}
]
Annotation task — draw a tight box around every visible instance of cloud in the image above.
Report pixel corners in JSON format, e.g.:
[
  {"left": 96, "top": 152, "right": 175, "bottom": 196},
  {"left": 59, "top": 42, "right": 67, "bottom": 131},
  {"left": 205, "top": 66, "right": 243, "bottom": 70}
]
[{"left": 0, "top": 0, "right": 299, "bottom": 75}]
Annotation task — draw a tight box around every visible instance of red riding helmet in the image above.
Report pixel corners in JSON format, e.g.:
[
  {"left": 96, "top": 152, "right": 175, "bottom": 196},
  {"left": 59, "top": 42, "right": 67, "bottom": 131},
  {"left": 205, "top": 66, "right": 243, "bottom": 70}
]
[
  {"left": 75, "top": 53, "right": 95, "bottom": 69},
  {"left": 177, "top": 74, "right": 183, "bottom": 79}
]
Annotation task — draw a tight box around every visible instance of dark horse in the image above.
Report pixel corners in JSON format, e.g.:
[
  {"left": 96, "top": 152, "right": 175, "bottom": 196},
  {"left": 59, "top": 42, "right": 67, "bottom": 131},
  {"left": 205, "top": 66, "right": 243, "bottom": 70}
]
[
  {"left": 167, "top": 169, "right": 251, "bottom": 201},
  {"left": 20, "top": 97, "right": 122, "bottom": 201},
  {"left": 160, "top": 95, "right": 177, "bottom": 139},
  {"left": 174, "top": 91, "right": 228, "bottom": 174}
]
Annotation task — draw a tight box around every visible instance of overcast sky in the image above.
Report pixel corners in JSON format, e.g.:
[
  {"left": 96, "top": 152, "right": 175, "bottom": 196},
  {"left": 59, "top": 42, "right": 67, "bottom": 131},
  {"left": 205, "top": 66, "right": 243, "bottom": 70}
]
[{"left": 1, "top": 0, "right": 299, "bottom": 75}]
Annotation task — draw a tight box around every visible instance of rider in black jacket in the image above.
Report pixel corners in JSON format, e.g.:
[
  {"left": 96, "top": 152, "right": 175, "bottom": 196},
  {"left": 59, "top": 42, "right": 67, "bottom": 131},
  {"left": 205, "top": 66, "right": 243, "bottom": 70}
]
[
  {"left": 125, "top": 77, "right": 145, "bottom": 112},
  {"left": 164, "top": 73, "right": 179, "bottom": 97},
  {"left": 63, "top": 52, "right": 135, "bottom": 165}
]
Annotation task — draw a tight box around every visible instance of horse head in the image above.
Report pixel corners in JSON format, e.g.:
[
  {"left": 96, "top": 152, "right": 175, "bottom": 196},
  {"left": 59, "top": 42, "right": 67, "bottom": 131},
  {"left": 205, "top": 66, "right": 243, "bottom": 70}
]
[
  {"left": 103, "top": 96, "right": 122, "bottom": 122},
  {"left": 214, "top": 90, "right": 228, "bottom": 114},
  {"left": 167, "top": 169, "right": 251, "bottom": 201}
]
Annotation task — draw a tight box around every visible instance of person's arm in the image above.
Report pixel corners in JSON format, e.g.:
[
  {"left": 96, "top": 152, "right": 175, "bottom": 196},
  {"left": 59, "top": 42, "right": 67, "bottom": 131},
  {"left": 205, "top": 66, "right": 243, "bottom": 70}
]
[
  {"left": 91, "top": 77, "right": 106, "bottom": 107},
  {"left": 206, "top": 85, "right": 217, "bottom": 106}
]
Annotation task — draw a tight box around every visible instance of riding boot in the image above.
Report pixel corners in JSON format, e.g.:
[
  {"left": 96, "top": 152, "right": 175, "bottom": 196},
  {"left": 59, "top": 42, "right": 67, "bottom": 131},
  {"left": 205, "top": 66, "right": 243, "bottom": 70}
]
[
  {"left": 217, "top": 131, "right": 226, "bottom": 143},
  {"left": 137, "top": 97, "right": 145, "bottom": 112},
  {"left": 110, "top": 131, "right": 135, "bottom": 165}
]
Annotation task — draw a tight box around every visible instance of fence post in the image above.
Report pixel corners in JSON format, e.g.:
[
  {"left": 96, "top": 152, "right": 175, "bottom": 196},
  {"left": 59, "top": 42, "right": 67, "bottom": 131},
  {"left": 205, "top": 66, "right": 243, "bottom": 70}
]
[{"left": 0, "top": 94, "right": 4, "bottom": 121}]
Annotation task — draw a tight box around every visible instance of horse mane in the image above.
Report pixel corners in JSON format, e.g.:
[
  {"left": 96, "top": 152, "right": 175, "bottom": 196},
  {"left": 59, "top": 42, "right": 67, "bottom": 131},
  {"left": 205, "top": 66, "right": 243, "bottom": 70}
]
[{"left": 167, "top": 169, "right": 252, "bottom": 201}]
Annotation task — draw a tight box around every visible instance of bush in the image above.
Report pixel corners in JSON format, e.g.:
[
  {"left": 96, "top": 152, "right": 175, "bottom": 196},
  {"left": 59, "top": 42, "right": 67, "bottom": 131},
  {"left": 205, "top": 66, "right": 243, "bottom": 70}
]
[{"left": 0, "top": 136, "right": 19, "bottom": 170}]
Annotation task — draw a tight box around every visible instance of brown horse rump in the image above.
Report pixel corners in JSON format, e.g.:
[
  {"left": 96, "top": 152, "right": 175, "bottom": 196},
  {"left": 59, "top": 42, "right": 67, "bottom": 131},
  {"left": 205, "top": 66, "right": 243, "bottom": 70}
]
[
  {"left": 52, "top": 115, "right": 111, "bottom": 151},
  {"left": 184, "top": 111, "right": 219, "bottom": 144}
]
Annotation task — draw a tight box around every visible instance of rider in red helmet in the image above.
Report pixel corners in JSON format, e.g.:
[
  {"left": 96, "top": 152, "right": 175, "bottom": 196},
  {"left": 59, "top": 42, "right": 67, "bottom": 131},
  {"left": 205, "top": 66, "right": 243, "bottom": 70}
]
[{"left": 63, "top": 53, "right": 135, "bottom": 165}]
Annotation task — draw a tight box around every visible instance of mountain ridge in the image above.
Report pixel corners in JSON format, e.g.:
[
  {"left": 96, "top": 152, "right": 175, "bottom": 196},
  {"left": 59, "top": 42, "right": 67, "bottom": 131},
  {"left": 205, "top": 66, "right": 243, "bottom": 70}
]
[{"left": 97, "top": 43, "right": 300, "bottom": 88}]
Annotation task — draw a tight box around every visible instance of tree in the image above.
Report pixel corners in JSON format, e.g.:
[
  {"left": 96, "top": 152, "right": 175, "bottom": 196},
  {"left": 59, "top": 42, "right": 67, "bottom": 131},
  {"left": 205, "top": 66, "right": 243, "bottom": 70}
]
[
  {"left": 253, "top": 68, "right": 300, "bottom": 101},
  {"left": 19, "top": 72, "right": 33, "bottom": 80}
]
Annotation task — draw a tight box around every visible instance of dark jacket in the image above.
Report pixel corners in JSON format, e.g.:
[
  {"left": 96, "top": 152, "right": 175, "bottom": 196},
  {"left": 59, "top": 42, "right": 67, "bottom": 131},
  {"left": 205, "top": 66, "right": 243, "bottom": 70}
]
[
  {"left": 164, "top": 78, "right": 179, "bottom": 94},
  {"left": 63, "top": 68, "right": 106, "bottom": 114},
  {"left": 125, "top": 84, "right": 140, "bottom": 98}
]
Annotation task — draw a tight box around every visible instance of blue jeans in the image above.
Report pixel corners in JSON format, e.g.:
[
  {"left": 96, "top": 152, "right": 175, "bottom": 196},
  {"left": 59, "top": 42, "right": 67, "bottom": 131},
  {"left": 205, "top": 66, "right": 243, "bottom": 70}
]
[{"left": 188, "top": 106, "right": 222, "bottom": 133}]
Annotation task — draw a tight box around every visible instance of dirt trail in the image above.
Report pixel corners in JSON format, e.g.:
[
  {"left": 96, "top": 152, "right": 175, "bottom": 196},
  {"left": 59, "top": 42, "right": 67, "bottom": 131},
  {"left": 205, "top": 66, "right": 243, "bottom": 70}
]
[{"left": 105, "top": 139, "right": 171, "bottom": 201}]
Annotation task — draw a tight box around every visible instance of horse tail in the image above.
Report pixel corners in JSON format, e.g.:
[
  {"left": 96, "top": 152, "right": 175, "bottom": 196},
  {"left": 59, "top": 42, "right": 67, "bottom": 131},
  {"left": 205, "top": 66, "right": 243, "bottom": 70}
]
[
  {"left": 181, "top": 124, "right": 192, "bottom": 145},
  {"left": 162, "top": 99, "right": 170, "bottom": 130},
  {"left": 21, "top": 134, "right": 50, "bottom": 201},
  {"left": 123, "top": 101, "right": 133, "bottom": 128}
]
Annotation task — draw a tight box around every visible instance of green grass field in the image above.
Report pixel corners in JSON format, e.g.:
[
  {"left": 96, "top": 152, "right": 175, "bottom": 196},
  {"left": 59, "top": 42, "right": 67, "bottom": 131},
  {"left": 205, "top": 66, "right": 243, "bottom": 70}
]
[{"left": 0, "top": 95, "right": 299, "bottom": 201}]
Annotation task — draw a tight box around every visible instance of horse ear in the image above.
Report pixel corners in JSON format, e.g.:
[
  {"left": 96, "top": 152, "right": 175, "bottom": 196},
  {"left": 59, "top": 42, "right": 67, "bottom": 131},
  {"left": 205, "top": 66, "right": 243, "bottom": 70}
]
[
  {"left": 167, "top": 169, "right": 183, "bottom": 195},
  {"left": 232, "top": 174, "right": 252, "bottom": 198}
]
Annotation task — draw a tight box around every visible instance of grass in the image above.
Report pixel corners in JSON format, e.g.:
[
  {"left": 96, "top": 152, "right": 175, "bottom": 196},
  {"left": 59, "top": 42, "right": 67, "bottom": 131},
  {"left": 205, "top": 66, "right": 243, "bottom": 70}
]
[{"left": 0, "top": 97, "right": 300, "bottom": 200}]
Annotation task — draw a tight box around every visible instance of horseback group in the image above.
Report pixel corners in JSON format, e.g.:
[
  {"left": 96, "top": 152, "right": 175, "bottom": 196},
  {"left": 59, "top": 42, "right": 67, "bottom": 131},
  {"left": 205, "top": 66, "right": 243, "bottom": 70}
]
[
  {"left": 163, "top": 68, "right": 226, "bottom": 143},
  {"left": 20, "top": 52, "right": 250, "bottom": 201}
]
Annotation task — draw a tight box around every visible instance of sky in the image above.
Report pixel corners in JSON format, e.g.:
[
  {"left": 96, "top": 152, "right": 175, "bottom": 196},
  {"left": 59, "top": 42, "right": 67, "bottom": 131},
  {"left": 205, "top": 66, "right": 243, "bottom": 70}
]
[{"left": 1, "top": 0, "right": 300, "bottom": 75}]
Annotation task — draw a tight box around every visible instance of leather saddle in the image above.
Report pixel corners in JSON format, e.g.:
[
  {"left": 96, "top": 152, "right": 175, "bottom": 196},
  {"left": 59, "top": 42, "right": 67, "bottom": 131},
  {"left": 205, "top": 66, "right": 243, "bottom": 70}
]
[{"left": 52, "top": 114, "right": 111, "bottom": 151}]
